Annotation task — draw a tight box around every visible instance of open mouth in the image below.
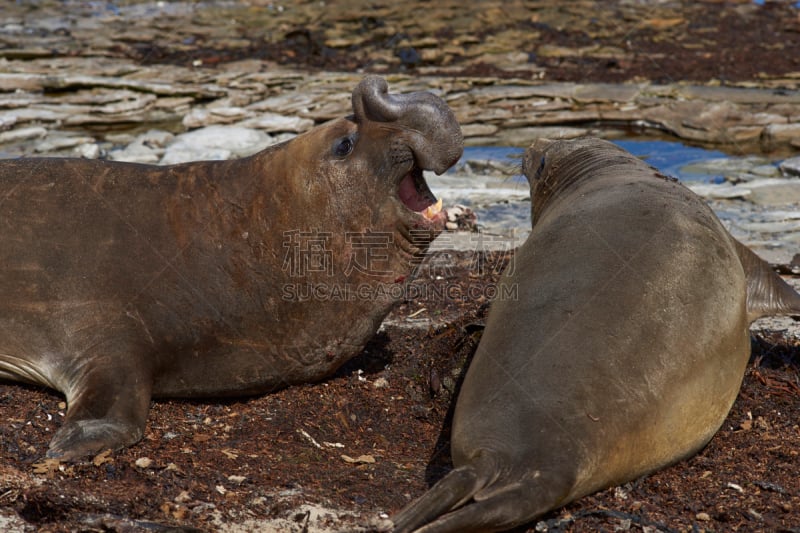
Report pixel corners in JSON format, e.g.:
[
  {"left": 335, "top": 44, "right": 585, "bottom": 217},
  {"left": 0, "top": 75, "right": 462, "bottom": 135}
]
[{"left": 398, "top": 166, "right": 443, "bottom": 221}]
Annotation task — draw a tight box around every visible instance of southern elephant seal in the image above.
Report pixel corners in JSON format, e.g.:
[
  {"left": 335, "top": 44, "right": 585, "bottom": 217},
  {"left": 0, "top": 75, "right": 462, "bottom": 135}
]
[
  {"left": 392, "top": 137, "right": 800, "bottom": 532},
  {"left": 0, "top": 76, "right": 463, "bottom": 460}
]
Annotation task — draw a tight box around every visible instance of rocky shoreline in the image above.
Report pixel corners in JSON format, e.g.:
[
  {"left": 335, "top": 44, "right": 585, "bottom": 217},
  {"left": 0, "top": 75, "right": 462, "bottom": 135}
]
[{"left": 2, "top": 59, "right": 800, "bottom": 159}]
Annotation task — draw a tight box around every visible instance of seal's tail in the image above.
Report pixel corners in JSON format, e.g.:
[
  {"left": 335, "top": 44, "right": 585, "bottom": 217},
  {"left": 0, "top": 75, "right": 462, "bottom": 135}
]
[{"left": 733, "top": 239, "right": 800, "bottom": 322}]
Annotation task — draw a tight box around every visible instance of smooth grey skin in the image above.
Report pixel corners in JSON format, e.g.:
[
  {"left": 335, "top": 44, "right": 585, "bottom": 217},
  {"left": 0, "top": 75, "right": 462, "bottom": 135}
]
[
  {"left": 392, "top": 137, "right": 800, "bottom": 533},
  {"left": 0, "top": 76, "right": 462, "bottom": 460}
]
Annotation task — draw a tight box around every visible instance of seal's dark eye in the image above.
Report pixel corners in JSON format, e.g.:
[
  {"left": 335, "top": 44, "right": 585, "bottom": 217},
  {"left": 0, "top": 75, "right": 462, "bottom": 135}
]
[{"left": 333, "top": 137, "right": 354, "bottom": 157}]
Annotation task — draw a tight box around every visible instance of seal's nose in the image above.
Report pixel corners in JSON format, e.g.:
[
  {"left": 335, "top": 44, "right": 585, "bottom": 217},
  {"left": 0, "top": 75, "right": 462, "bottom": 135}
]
[{"left": 351, "top": 75, "right": 463, "bottom": 176}]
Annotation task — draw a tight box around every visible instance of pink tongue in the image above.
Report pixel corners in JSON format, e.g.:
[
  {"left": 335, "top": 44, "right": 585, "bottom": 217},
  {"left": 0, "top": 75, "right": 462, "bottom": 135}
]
[{"left": 399, "top": 173, "right": 433, "bottom": 212}]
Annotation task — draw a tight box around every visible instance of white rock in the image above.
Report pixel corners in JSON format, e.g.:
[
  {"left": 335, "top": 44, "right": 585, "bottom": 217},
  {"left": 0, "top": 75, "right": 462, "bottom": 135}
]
[
  {"left": 687, "top": 183, "right": 751, "bottom": 200},
  {"left": 138, "top": 129, "right": 175, "bottom": 148},
  {"left": 183, "top": 106, "right": 251, "bottom": 128},
  {"left": 34, "top": 134, "right": 96, "bottom": 153},
  {"left": 236, "top": 112, "right": 314, "bottom": 133},
  {"left": 680, "top": 155, "right": 770, "bottom": 180},
  {"left": 0, "top": 126, "right": 47, "bottom": 144},
  {"left": 746, "top": 178, "right": 800, "bottom": 205},
  {"left": 109, "top": 141, "right": 162, "bottom": 164},
  {"left": 75, "top": 143, "right": 101, "bottom": 159},
  {"left": 160, "top": 146, "right": 232, "bottom": 165},
  {"left": 135, "top": 457, "right": 153, "bottom": 468},
  {"left": 160, "top": 125, "right": 271, "bottom": 165},
  {"left": 736, "top": 220, "right": 800, "bottom": 233},
  {"left": 750, "top": 164, "right": 781, "bottom": 177}
]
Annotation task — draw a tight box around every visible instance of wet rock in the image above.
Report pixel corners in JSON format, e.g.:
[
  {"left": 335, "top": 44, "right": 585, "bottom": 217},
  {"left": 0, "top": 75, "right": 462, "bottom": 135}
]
[
  {"left": 737, "top": 220, "right": 800, "bottom": 233},
  {"left": 762, "top": 124, "right": 800, "bottom": 151},
  {"left": 745, "top": 179, "right": 800, "bottom": 206},
  {"left": 688, "top": 183, "right": 751, "bottom": 201},
  {"left": 779, "top": 156, "right": 800, "bottom": 178}
]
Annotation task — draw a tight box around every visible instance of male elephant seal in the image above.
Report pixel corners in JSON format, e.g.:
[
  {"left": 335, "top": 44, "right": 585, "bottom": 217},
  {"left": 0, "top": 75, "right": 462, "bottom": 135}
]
[
  {"left": 0, "top": 76, "right": 462, "bottom": 460},
  {"left": 392, "top": 137, "right": 800, "bottom": 533}
]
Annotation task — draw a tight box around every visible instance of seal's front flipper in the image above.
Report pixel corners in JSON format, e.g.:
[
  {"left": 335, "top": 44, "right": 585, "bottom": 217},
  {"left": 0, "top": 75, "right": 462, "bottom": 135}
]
[
  {"left": 733, "top": 239, "right": 800, "bottom": 321},
  {"left": 47, "top": 418, "right": 146, "bottom": 461},
  {"left": 47, "top": 350, "right": 153, "bottom": 461}
]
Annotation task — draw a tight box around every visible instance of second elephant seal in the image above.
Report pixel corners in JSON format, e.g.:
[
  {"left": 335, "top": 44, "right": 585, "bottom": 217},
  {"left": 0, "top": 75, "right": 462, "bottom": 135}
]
[{"left": 392, "top": 137, "right": 800, "bottom": 533}]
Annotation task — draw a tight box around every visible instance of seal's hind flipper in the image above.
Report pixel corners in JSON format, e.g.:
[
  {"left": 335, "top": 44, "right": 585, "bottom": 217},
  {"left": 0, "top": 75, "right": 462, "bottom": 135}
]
[
  {"left": 392, "top": 464, "right": 485, "bottom": 533},
  {"left": 395, "top": 476, "right": 560, "bottom": 533},
  {"left": 733, "top": 239, "right": 800, "bottom": 321}
]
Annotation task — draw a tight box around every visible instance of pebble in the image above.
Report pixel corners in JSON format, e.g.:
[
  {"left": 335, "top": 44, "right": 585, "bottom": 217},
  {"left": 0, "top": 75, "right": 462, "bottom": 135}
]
[
  {"left": 75, "top": 143, "right": 101, "bottom": 159},
  {"left": 135, "top": 457, "right": 153, "bottom": 468}
]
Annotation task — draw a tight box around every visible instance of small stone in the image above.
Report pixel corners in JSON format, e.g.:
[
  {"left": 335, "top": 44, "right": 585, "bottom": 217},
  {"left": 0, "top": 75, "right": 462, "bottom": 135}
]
[
  {"left": 726, "top": 482, "right": 744, "bottom": 493},
  {"left": 174, "top": 490, "right": 191, "bottom": 503},
  {"left": 75, "top": 143, "right": 101, "bottom": 159},
  {"left": 696, "top": 512, "right": 711, "bottom": 521},
  {"left": 135, "top": 457, "right": 153, "bottom": 468},
  {"left": 373, "top": 377, "right": 389, "bottom": 388},
  {"left": 109, "top": 141, "right": 161, "bottom": 164},
  {"left": 139, "top": 129, "right": 175, "bottom": 148}
]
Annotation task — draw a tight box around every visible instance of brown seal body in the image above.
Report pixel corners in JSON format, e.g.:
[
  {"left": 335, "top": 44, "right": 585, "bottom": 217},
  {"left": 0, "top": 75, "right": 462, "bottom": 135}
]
[
  {"left": 0, "top": 76, "right": 463, "bottom": 460},
  {"left": 392, "top": 137, "right": 800, "bottom": 533}
]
